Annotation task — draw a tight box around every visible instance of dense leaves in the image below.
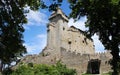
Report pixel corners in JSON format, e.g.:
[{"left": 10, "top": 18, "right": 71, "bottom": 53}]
[
  {"left": 9, "top": 62, "right": 76, "bottom": 75},
  {"left": 68, "top": 0, "right": 120, "bottom": 75},
  {"left": 0, "top": 0, "right": 63, "bottom": 73},
  {"left": 48, "top": 0, "right": 63, "bottom": 11},
  {"left": 0, "top": 0, "right": 45, "bottom": 73}
]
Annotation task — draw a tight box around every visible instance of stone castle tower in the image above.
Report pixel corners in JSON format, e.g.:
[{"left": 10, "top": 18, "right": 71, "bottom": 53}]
[
  {"left": 21, "top": 8, "right": 112, "bottom": 75},
  {"left": 44, "top": 8, "right": 95, "bottom": 57}
]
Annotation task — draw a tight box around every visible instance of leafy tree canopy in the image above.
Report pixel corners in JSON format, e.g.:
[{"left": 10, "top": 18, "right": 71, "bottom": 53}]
[
  {"left": 0, "top": 0, "right": 46, "bottom": 73},
  {"left": 68, "top": 0, "right": 120, "bottom": 74},
  {"left": 0, "top": 0, "right": 63, "bottom": 73}
]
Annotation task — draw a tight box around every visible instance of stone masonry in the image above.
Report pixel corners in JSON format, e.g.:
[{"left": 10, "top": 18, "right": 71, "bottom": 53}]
[{"left": 20, "top": 8, "right": 112, "bottom": 75}]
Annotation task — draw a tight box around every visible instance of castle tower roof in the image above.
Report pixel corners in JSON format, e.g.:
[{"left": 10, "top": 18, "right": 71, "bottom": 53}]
[{"left": 49, "top": 8, "right": 69, "bottom": 22}]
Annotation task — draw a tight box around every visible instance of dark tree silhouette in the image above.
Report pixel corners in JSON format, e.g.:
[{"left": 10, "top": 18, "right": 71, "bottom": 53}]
[
  {"left": 68, "top": 0, "right": 120, "bottom": 75},
  {"left": 0, "top": 0, "right": 46, "bottom": 73}
]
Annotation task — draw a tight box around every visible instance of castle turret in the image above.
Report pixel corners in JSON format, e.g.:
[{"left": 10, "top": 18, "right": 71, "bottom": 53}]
[
  {"left": 49, "top": 8, "right": 69, "bottom": 22},
  {"left": 47, "top": 8, "right": 69, "bottom": 50},
  {"left": 44, "top": 8, "right": 69, "bottom": 59}
]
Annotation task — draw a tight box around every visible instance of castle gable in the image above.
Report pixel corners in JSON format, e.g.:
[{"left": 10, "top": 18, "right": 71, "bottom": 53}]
[{"left": 68, "top": 26, "right": 92, "bottom": 41}]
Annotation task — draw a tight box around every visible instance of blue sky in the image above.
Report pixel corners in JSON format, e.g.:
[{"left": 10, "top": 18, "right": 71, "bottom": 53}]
[{"left": 23, "top": 0, "right": 105, "bottom": 54}]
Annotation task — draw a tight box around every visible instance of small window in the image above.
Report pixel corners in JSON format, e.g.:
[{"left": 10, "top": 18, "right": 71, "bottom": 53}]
[
  {"left": 82, "top": 40, "right": 84, "bottom": 43},
  {"left": 105, "top": 61, "right": 107, "bottom": 64},
  {"left": 75, "top": 40, "right": 76, "bottom": 42},
  {"left": 63, "top": 27, "right": 65, "bottom": 30},
  {"left": 47, "top": 29, "right": 50, "bottom": 32},
  {"left": 68, "top": 41, "right": 71, "bottom": 44}
]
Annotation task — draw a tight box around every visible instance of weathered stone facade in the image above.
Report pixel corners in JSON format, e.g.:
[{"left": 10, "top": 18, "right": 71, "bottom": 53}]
[
  {"left": 20, "top": 8, "right": 112, "bottom": 75},
  {"left": 46, "top": 8, "right": 94, "bottom": 55}
]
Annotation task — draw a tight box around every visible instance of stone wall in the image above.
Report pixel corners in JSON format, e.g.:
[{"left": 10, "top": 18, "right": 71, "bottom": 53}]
[
  {"left": 60, "top": 47, "right": 112, "bottom": 74},
  {"left": 20, "top": 48, "right": 112, "bottom": 75},
  {"left": 65, "top": 26, "right": 95, "bottom": 54}
]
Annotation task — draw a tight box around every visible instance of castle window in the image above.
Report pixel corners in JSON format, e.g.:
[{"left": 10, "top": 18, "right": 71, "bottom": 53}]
[
  {"left": 82, "top": 40, "right": 84, "bottom": 43},
  {"left": 63, "top": 20, "right": 65, "bottom": 23},
  {"left": 68, "top": 41, "right": 71, "bottom": 44},
  {"left": 63, "top": 27, "right": 65, "bottom": 30},
  {"left": 105, "top": 61, "right": 108, "bottom": 64},
  {"left": 47, "top": 29, "right": 50, "bottom": 32}
]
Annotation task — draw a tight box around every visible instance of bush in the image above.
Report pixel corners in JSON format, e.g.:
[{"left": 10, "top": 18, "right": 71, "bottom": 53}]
[{"left": 10, "top": 62, "right": 77, "bottom": 75}]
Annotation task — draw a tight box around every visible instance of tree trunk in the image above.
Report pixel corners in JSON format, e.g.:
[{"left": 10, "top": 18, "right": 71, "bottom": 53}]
[
  {"left": 111, "top": 47, "right": 119, "bottom": 75},
  {"left": 0, "top": 61, "right": 3, "bottom": 74}
]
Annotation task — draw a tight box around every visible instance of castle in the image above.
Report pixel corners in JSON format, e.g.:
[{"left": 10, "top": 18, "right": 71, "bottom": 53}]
[{"left": 21, "top": 8, "right": 112, "bottom": 74}]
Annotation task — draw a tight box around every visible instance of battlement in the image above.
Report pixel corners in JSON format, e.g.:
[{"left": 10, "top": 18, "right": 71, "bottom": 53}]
[
  {"left": 60, "top": 47, "right": 111, "bottom": 74},
  {"left": 49, "top": 8, "right": 69, "bottom": 22},
  {"left": 60, "top": 47, "right": 112, "bottom": 59}
]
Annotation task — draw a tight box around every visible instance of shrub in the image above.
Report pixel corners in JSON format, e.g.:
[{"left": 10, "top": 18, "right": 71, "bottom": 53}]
[{"left": 10, "top": 62, "right": 76, "bottom": 75}]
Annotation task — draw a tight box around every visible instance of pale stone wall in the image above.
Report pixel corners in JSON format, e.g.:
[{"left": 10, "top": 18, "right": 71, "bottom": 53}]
[
  {"left": 45, "top": 8, "right": 95, "bottom": 55},
  {"left": 64, "top": 26, "right": 95, "bottom": 54},
  {"left": 20, "top": 48, "right": 112, "bottom": 75},
  {"left": 60, "top": 48, "right": 112, "bottom": 74},
  {"left": 45, "top": 8, "right": 70, "bottom": 59}
]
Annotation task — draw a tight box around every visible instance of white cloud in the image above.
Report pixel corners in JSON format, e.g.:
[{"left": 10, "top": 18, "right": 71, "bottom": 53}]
[
  {"left": 23, "top": 7, "right": 48, "bottom": 54},
  {"left": 24, "top": 9, "right": 48, "bottom": 29},
  {"left": 24, "top": 34, "right": 47, "bottom": 54},
  {"left": 92, "top": 34, "right": 105, "bottom": 52},
  {"left": 68, "top": 17, "right": 88, "bottom": 31},
  {"left": 37, "top": 34, "right": 46, "bottom": 38}
]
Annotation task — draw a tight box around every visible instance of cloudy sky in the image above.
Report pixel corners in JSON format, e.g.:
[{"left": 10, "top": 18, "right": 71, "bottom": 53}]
[{"left": 23, "top": 0, "right": 105, "bottom": 54}]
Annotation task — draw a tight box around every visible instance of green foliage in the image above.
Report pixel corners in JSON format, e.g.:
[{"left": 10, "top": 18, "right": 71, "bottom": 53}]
[
  {"left": 82, "top": 74, "right": 93, "bottom": 75},
  {"left": 0, "top": 0, "right": 45, "bottom": 73},
  {"left": 2, "top": 68, "right": 13, "bottom": 75},
  {"left": 100, "top": 72, "right": 112, "bottom": 75},
  {"left": 10, "top": 62, "right": 76, "bottom": 75},
  {"left": 68, "top": 0, "right": 120, "bottom": 74},
  {"left": 48, "top": 0, "right": 63, "bottom": 11},
  {"left": 0, "top": 0, "right": 62, "bottom": 73}
]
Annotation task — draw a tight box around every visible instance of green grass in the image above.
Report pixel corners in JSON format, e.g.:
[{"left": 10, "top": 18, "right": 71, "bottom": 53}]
[
  {"left": 101, "top": 72, "right": 112, "bottom": 75},
  {"left": 82, "top": 74, "right": 93, "bottom": 75},
  {"left": 82, "top": 72, "right": 112, "bottom": 75}
]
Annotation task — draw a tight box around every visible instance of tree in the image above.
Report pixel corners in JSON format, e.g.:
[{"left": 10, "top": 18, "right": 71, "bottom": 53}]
[
  {"left": 0, "top": 0, "right": 46, "bottom": 73},
  {"left": 0, "top": 0, "right": 62, "bottom": 73},
  {"left": 68, "top": 0, "right": 120, "bottom": 75}
]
